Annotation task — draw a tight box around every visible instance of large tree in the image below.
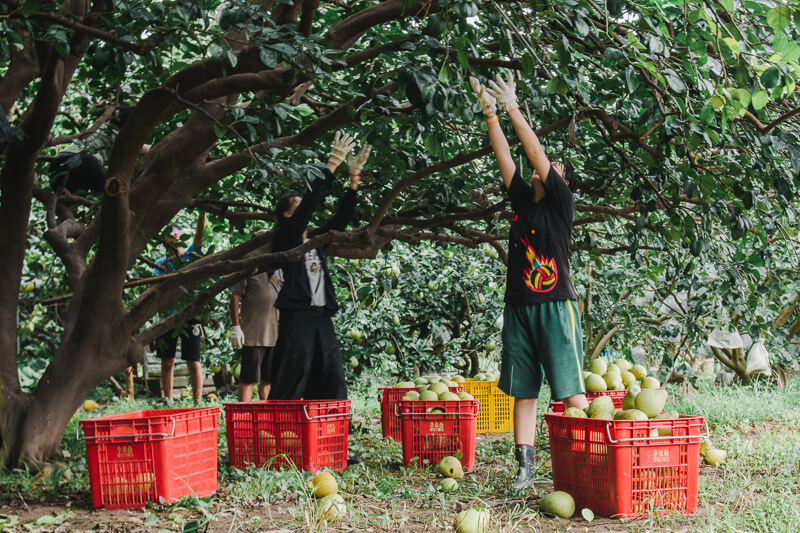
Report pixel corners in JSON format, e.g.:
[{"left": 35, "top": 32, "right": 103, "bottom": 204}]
[{"left": 1, "top": 0, "right": 798, "bottom": 467}]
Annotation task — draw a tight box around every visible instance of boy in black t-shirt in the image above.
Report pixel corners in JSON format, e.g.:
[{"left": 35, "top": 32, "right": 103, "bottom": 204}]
[{"left": 470, "top": 73, "right": 589, "bottom": 490}]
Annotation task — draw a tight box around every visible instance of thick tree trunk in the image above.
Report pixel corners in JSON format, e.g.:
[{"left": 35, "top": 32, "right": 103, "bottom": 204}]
[{"left": 0, "top": 335, "right": 137, "bottom": 468}]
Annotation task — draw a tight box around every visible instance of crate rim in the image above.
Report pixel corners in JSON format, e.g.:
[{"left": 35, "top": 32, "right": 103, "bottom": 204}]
[{"left": 77, "top": 406, "right": 221, "bottom": 441}]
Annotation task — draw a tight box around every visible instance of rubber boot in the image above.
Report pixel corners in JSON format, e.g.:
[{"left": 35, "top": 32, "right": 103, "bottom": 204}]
[{"left": 512, "top": 444, "right": 536, "bottom": 490}]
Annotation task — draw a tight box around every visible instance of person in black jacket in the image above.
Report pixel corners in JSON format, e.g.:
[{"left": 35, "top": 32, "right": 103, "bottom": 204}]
[{"left": 269, "top": 131, "right": 370, "bottom": 402}]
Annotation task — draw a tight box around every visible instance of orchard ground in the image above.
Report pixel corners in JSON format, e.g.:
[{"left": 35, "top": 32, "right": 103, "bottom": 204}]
[{"left": 1, "top": 379, "right": 799, "bottom": 533}]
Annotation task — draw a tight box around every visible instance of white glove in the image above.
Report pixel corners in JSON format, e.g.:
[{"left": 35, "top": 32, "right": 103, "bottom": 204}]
[
  {"left": 328, "top": 131, "right": 357, "bottom": 168},
  {"left": 230, "top": 325, "right": 245, "bottom": 349},
  {"left": 486, "top": 72, "right": 519, "bottom": 113},
  {"left": 469, "top": 76, "right": 497, "bottom": 117},
  {"left": 347, "top": 144, "right": 371, "bottom": 176}
]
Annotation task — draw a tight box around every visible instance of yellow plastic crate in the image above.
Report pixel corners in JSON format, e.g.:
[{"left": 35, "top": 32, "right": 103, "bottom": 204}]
[{"left": 462, "top": 380, "right": 514, "bottom": 433}]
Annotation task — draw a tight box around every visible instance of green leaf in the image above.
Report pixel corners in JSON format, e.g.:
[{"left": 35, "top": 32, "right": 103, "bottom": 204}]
[
  {"left": 717, "top": 0, "right": 733, "bottom": 13},
  {"left": 747, "top": 252, "right": 764, "bottom": 267},
  {"left": 751, "top": 89, "right": 768, "bottom": 110},
  {"left": 781, "top": 42, "right": 800, "bottom": 62},
  {"left": 761, "top": 67, "right": 781, "bottom": 88},
  {"left": 259, "top": 48, "right": 277, "bottom": 68},
  {"left": 665, "top": 74, "right": 685, "bottom": 92},
  {"left": 625, "top": 67, "right": 639, "bottom": 93},
  {"left": 766, "top": 6, "right": 792, "bottom": 33},
  {"left": 699, "top": 103, "right": 715, "bottom": 124},
  {"left": 729, "top": 88, "right": 751, "bottom": 107},
  {"left": 575, "top": 17, "right": 590, "bottom": 37},
  {"left": 546, "top": 78, "right": 560, "bottom": 95},
  {"left": 21, "top": 0, "right": 42, "bottom": 17},
  {"left": 722, "top": 38, "right": 740, "bottom": 55},
  {"left": 521, "top": 52, "right": 536, "bottom": 76},
  {"left": 581, "top": 508, "right": 595, "bottom": 522},
  {"left": 711, "top": 95, "right": 726, "bottom": 109}
]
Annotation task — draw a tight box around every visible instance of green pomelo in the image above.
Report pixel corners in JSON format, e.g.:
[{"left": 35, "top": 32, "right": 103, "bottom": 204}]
[
  {"left": 539, "top": 491, "right": 576, "bottom": 518},
  {"left": 402, "top": 391, "right": 420, "bottom": 401},
  {"left": 634, "top": 389, "right": 668, "bottom": 417},
  {"left": 563, "top": 406, "right": 587, "bottom": 418},
  {"left": 414, "top": 377, "right": 429, "bottom": 386},
  {"left": 457, "top": 391, "right": 475, "bottom": 400},
  {"left": 452, "top": 375, "right": 466, "bottom": 383},
  {"left": 439, "top": 391, "right": 460, "bottom": 401},
  {"left": 640, "top": 376, "right": 661, "bottom": 389},
  {"left": 631, "top": 364, "right": 648, "bottom": 379},
  {"left": 603, "top": 372, "right": 623, "bottom": 390},
  {"left": 396, "top": 381, "right": 415, "bottom": 388},
  {"left": 588, "top": 359, "right": 607, "bottom": 375},
  {"left": 620, "top": 371, "right": 637, "bottom": 388},
  {"left": 606, "top": 363, "right": 621, "bottom": 374},
  {"left": 622, "top": 389, "right": 637, "bottom": 410},
  {"left": 585, "top": 374, "right": 607, "bottom": 392},
  {"left": 588, "top": 395, "right": 614, "bottom": 418},
  {"left": 419, "top": 390, "right": 439, "bottom": 401},
  {"left": 438, "top": 456, "right": 465, "bottom": 479},
  {"left": 454, "top": 508, "right": 489, "bottom": 533},
  {"left": 429, "top": 382, "right": 448, "bottom": 395},
  {"left": 619, "top": 409, "right": 648, "bottom": 421},
  {"left": 440, "top": 478, "right": 458, "bottom": 492},
  {"left": 614, "top": 359, "right": 633, "bottom": 372}
]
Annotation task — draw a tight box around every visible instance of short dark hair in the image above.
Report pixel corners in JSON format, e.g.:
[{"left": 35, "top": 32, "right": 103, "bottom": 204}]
[
  {"left": 167, "top": 221, "right": 181, "bottom": 232},
  {"left": 562, "top": 163, "right": 578, "bottom": 193},
  {"left": 275, "top": 192, "right": 300, "bottom": 224}
]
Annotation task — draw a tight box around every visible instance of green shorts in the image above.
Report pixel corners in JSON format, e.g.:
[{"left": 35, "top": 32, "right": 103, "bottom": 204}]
[{"left": 498, "top": 300, "right": 585, "bottom": 400}]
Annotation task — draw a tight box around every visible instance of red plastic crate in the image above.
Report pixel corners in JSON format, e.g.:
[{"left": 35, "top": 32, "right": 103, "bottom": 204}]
[
  {"left": 544, "top": 412, "right": 705, "bottom": 518},
  {"left": 79, "top": 407, "right": 220, "bottom": 510},
  {"left": 397, "top": 400, "right": 479, "bottom": 469},
  {"left": 224, "top": 400, "right": 350, "bottom": 473},
  {"left": 549, "top": 388, "right": 666, "bottom": 413},
  {"left": 379, "top": 385, "right": 463, "bottom": 441}
]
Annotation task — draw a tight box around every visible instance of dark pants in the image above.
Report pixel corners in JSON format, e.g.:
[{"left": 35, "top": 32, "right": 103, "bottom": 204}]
[
  {"left": 269, "top": 308, "right": 348, "bottom": 400},
  {"left": 155, "top": 319, "right": 202, "bottom": 362},
  {"left": 49, "top": 152, "right": 107, "bottom": 193}
]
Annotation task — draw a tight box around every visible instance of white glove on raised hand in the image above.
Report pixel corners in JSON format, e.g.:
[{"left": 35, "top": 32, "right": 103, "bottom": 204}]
[
  {"left": 347, "top": 144, "right": 371, "bottom": 176},
  {"left": 230, "top": 326, "right": 245, "bottom": 350},
  {"left": 469, "top": 76, "right": 498, "bottom": 117},
  {"left": 486, "top": 72, "right": 519, "bottom": 113},
  {"left": 328, "top": 131, "right": 357, "bottom": 168}
]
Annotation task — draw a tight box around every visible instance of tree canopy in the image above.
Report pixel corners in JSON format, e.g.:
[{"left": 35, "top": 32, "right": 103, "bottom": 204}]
[{"left": 1, "top": 0, "right": 799, "bottom": 466}]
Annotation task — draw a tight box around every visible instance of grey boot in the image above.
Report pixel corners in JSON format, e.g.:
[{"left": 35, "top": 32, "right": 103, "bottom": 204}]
[{"left": 512, "top": 444, "right": 536, "bottom": 490}]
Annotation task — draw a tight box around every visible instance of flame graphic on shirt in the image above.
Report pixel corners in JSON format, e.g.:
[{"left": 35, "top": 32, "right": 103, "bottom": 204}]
[{"left": 522, "top": 236, "right": 558, "bottom": 292}]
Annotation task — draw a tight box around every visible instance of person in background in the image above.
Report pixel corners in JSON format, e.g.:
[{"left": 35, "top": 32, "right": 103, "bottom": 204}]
[
  {"left": 470, "top": 72, "right": 587, "bottom": 490},
  {"left": 153, "top": 212, "right": 206, "bottom": 405},
  {"left": 229, "top": 229, "right": 283, "bottom": 402}
]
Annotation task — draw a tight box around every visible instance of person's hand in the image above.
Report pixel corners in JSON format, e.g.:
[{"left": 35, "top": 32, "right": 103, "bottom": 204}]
[
  {"left": 469, "top": 76, "right": 498, "bottom": 117},
  {"left": 230, "top": 326, "right": 245, "bottom": 349},
  {"left": 328, "top": 131, "right": 357, "bottom": 168},
  {"left": 347, "top": 144, "right": 371, "bottom": 176},
  {"left": 486, "top": 72, "right": 519, "bottom": 113}
]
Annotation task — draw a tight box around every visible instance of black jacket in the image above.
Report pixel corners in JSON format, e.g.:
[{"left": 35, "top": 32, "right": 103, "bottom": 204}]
[{"left": 272, "top": 168, "right": 357, "bottom": 317}]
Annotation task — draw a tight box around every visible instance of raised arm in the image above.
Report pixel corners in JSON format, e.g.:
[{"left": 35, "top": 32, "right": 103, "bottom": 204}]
[
  {"left": 470, "top": 77, "right": 516, "bottom": 189},
  {"left": 487, "top": 73, "right": 552, "bottom": 183},
  {"left": 313, "top": 144, "right": 369, "bottom": 236}
]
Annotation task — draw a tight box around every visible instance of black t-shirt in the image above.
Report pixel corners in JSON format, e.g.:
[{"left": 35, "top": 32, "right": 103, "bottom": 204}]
[{"left": 504, "top": 165, "right": 577, "bottom": 305}]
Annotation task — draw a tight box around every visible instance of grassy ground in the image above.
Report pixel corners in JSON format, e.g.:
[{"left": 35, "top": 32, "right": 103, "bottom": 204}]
[{"left": 1, "top": 378, "right": 799, "bottom": 532}]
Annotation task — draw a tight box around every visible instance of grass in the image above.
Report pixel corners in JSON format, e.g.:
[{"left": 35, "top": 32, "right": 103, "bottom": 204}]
[{"left": 1, "top": 379, "right": 800, "bottom": 532}]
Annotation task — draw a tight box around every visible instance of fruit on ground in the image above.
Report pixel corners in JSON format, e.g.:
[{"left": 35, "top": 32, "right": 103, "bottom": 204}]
[
  {"left": 563, "top": 406, "right": 587, "bottom": 418},
  {"left": 539, "top": 490, "right": 576, "bottom": 518},
  {"left": 454, "top": 508, "right": 489, "bottom": 533},
  {"left": 631, "top": 364, "right": 648, "bottom": 379},
  {"left": 703, "top": 448, "right": 727, "bottom": 466},
  {"left": 317, "top": 493, "right": 347, "bottom": 521},
  {"left": 82, "top": 400, "right": 100, "bottom": 411},
  {"left": 180, "top": 390, "right": 189, "bottom": 398},
  {"left": 438, "top": 456, "right": 465, "bottom": 479},
  {"left": 588, "top": 359, "right": 607, "bottom": 375},
  {"left": 588, "top": 395, "right": 614, "bottom": 418},
  {"left": 634, "top": 389, "right": 668, "bottom": 418},
  {"left": 307, "top": 471, "right": 338, "bottom": 498},
  {"left": 640, "top": 376, "right": 661, "bottom": 389},
  {"left": 699, "top": 440, "right": 713, "bottom": 457},
  {"left": 585, "top": 373, "right": 607, "bottom": 392},
  {"left": 440, "top": 478, "right": 458, "bottom": 492}
]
